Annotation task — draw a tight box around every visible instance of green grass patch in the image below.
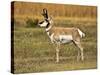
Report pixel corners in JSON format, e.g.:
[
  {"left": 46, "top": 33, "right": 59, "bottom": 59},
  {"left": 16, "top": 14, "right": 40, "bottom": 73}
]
[{"left": 13, "top": 19, "right": 97, "bottom": 73}]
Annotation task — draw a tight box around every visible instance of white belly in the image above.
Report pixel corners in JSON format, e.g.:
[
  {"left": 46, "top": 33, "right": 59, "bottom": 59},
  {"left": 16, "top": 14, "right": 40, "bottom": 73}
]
[{"left": 59, "top": 35, "right": 73, "bottom": 44}]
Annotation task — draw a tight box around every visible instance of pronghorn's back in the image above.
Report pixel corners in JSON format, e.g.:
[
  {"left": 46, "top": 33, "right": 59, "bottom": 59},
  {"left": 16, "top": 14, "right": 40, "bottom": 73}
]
[{"left": 49, "top": 27, "right": 85, "bottom": 38}]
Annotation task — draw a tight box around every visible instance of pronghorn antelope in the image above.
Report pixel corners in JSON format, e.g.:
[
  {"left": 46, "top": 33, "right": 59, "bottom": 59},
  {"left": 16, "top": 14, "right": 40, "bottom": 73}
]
[{"left": 38, "top": 8, "right": 85, "bottom": 63}]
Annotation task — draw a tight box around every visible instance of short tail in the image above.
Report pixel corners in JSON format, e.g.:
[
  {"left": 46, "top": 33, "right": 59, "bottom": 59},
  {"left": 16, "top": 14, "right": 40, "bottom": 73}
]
[{"left": 78, "top": 29, "right": 85, "bottom": 38}]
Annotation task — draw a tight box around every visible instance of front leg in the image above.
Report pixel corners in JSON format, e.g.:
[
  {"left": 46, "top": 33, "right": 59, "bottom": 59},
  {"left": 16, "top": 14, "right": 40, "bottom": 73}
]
[
  {"left": 74, "top": 40, "right": 84, "bottom": 61},
  {"left": 56, "top": 42, "right": 60, "bottom": 63}
]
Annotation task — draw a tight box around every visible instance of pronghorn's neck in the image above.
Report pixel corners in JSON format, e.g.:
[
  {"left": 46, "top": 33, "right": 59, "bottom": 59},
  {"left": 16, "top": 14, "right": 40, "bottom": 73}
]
[
  {"left": 45, "top": 18, "right": 53, "bottom": 32},
  {"left": 46, "top": 26, "right": 52, "bottom": 38},
  {"left": 45, "top": 21, "right": 54, "bottom": 39},
  {"left": 45, "top": 23, "right": 52, "bottom": 32}
]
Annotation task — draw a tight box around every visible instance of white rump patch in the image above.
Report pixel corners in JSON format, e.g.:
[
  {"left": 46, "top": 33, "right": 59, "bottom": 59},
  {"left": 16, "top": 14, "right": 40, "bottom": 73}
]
[
  {"left": 39, "top": 21, "right": 48, "bottom": 27},
  {"left": 59, "top": 35, "right": 73, "bottom": 43}
]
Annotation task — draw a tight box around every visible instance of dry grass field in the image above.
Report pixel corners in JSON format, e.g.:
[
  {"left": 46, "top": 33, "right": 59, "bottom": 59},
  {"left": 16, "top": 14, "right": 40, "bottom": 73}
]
[{"left": 11, "top": 2, "right": 97, "bottom": 73}]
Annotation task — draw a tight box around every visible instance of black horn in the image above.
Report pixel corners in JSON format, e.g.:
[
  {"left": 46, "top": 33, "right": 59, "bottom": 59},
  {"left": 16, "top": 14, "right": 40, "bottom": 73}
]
[
  {"left": 42, "top": 8, "right": 48, "bottom": 19},
  {"left": 43, "top": 8, "right": 47, "bottom": 14}
]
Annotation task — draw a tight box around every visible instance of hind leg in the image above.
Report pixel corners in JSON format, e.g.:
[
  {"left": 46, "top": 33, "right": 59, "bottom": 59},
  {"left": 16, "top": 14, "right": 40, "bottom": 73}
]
[
  {"left": 73, "top": 41, "right": 84, "bottom": 61},
  {"left": 77, "top": 49, "right": 81, "bottom": 61}
]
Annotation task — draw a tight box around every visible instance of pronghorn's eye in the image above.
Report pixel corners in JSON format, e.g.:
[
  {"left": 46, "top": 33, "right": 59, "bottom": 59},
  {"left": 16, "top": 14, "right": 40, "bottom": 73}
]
[
  {"left": 38, "top": 21, "right": 48, "bottom": 27},
  {"left": 39, "top": 21, "right": 44, "bottom": 24}
]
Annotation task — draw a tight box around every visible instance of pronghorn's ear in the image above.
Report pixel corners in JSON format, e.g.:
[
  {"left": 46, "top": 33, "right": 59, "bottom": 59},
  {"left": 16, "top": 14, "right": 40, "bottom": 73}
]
[{"left": 42, "top": 8, "right": 48, "bottom": 19}]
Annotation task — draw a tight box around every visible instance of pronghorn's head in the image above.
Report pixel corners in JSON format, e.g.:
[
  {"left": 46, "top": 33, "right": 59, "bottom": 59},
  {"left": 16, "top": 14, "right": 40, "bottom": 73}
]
[{"left": 38, "top": 8, "right": 53, "bottom": 28}]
